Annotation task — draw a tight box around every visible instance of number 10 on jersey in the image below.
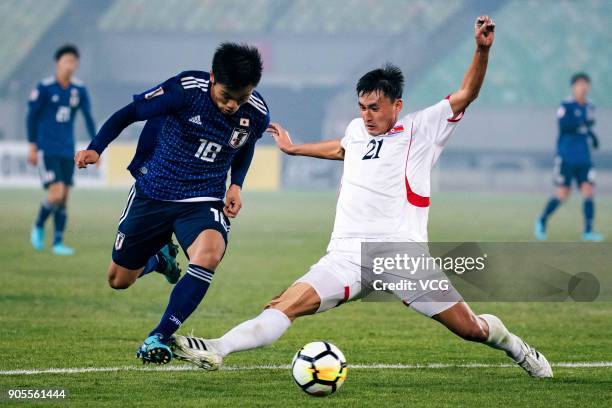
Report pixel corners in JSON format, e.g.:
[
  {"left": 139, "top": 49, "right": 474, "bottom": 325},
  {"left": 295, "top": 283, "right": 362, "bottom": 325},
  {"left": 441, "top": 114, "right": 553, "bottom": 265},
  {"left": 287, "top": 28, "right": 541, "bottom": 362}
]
[{"left": 195, "top": 139, "right": 222, "bottom": 162}]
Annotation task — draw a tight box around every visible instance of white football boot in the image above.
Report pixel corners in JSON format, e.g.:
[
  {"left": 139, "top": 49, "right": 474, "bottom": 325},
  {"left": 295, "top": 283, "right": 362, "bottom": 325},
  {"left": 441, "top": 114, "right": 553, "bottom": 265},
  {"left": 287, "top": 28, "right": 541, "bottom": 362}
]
[
  {"left": 170, "top": 334, "right": 223, "bottom": 371},
  {"left": 515, "top": 338, "right": 553, "bottom": 378}
]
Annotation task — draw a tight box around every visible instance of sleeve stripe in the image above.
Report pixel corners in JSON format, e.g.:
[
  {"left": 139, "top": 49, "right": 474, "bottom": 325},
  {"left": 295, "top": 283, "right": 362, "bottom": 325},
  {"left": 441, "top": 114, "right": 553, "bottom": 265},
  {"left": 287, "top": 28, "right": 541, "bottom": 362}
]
[
  {"left": 250, "top": 93, "right": 265, "bottom": 105},
  {"left": 182, "top": 80, "right": 206, "bottom": 87},
  {"left": 248, "top": 100, "right": 268, "bottom": 115},
  {"left": 181, "top": 76, "right": 209, "bottom": 84},
  {"left": 248, "top": 96, "right": 267, "bottom": 111},
  {"left": 183, "top": 84, "right": 209, "bottom": 91},
  {"left": 181, "top": 76, "right": 210, "bottom": 91}
]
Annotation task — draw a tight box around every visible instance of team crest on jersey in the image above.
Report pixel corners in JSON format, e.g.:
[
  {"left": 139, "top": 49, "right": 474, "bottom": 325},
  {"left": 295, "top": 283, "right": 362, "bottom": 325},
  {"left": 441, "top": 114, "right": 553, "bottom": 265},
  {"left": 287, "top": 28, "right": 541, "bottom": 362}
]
[
  {"left": 387, "top": 125, "right": 405, "bottom": 135},
  {"left": 70, "top": 88, "right": 80, "bottom": 107},
  {"left": 115, "top": 231, "right": 125, "bottom": 250},
  {"left": 229, "top": 127, "right": 250, "bottom": 148}
]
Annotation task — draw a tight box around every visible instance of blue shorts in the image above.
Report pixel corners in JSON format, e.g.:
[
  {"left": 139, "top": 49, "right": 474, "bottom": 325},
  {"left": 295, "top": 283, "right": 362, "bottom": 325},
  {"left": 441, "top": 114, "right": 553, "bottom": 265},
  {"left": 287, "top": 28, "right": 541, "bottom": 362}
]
[
  {"left": 553, "top": 157, "right": 595, "bottom": 187},
  {"left": 39, "top": 154, "right": 74, "bottom": 188},
  {"left": 112, "top": 186, "right": 230, "bottom": 270}
]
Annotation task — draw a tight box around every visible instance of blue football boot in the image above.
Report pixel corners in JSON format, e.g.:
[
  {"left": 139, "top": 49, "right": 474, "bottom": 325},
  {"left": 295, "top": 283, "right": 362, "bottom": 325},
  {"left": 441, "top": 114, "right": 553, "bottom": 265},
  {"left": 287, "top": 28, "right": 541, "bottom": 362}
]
[
  {"left": 136, "top": 334, "right": 172, "bottom": 365},
  {"left": 534, "top": 219, "right": 547, "bottom": 241},
  {"left": 582, "top": 231, "right": 604, "bottom": 242},
  {"left": 52, "top": 242, "right": 75, "bottom": 256},
  {"left": 30, "top": 225, "right": 44, "bottom": 251}
]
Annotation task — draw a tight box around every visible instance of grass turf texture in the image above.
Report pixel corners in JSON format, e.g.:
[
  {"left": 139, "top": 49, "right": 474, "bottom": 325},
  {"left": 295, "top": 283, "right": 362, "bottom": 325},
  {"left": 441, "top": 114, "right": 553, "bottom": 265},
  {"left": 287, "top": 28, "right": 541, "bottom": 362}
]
[{"left": 1, "top": 189, "right": 611, "bottom": 407}]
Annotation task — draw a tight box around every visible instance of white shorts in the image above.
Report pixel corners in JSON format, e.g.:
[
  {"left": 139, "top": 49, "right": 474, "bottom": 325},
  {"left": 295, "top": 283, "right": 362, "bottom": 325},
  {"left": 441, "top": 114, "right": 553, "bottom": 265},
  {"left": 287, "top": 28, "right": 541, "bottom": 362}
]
[{"left": 295, "top": 238, "right": 461, "bottom": 317}]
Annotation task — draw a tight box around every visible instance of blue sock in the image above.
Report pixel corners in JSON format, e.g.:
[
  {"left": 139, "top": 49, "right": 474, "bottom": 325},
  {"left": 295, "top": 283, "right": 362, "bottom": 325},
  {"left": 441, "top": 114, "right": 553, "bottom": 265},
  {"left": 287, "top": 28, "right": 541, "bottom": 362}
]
[
  {"left": 540, "top": 197, "right": 561, "bottom": 226},
  {"left": 138, "top": 253, "right": 167, "bottom": 278},
  {"left": 149, "top": 264, "right": 214, "bottom": 341},
  {"left": 35, "top": 200, "right": 55, "bottom": 228},
  {"left": 53, "top": 204, "right": 67, "bottom": 245},
  {"left": 583, "top": 198, "right": 594, "bottom": 233}
]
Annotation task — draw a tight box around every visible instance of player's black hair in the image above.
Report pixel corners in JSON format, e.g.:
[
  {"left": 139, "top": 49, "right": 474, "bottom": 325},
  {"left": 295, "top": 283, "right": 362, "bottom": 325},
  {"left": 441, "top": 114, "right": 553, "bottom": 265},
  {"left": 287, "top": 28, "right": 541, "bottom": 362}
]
[
  {"left": 54, "top": 44, "right": 79, "bottom": 61},
  {"left": 356, "top": 63, "right": 404, "bottom": 101},
  {"left": 212, "top": 42, "right": 263, "bottom": 90},
  {"left": 571, "top": 72, "right": 591, "bottom": 85}
]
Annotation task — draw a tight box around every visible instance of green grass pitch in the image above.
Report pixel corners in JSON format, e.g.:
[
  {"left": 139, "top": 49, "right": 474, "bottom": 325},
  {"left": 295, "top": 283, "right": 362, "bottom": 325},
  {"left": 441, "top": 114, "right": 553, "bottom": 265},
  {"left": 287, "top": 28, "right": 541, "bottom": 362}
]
[{"left": 0, "top": 189, "right": 611, "bottom": 407}]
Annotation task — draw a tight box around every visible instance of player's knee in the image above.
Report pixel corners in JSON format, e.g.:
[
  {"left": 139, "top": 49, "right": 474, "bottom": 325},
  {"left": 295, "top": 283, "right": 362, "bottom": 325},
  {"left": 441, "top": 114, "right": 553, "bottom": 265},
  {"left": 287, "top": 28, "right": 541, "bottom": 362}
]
[
  {"left": 108, "top": 277, "right": 131, "bottom": 290},
  {"left": 107, "top": 264, "right": 135, "bottom": 290},
  {"left": 107, "top": 272, "right": 132, "bottom": 290},
  {"left": 458, "top": 319, "right": 488, "bottom": 342},
  {"left": 47, "top": 192, "right": 63, "bottom": 205},
  {"left": 265, "top": 285, "right": 319, "bottom": 321},
  {"left": 557, "top": 190, "right": 570, "bottom": 202},
  {"left": 190, "top": 248, "right": 224, "bottom": 270},
  {"left": 266, "top": 293, "right": 297, "bottom": 319},
  {"left": 266, "top": 303, "right": 299, "bottom": 321}
]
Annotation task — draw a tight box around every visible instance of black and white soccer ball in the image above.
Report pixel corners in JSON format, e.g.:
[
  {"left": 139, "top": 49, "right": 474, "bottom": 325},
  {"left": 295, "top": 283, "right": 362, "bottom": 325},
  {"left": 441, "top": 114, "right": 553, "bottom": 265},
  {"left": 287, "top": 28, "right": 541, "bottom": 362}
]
[{"left": 291, "top": 341, "right": 347, "bottom": 397}]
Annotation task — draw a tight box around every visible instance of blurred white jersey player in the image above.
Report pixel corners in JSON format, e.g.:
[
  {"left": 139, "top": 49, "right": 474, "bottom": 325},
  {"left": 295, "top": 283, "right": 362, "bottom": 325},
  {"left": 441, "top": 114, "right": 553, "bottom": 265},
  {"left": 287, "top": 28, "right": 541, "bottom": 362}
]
[{"left": 171, "top": 16, "right": 553, "bottom": 378}]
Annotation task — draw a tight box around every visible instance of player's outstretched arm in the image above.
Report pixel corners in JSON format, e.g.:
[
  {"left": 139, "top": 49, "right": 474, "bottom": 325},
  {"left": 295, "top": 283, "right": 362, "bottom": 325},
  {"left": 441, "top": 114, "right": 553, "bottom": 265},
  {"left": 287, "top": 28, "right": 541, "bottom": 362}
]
[
  {"left": 448, "top": 15, "right": 495, "bottom": 116},
  {"left": 76, "top": 77, "right": 185, "bottom": 169},
  {"left": 268, "top": 122, "right": 344, "bottom": 161},
  {"left": 75, "top": 102, "right": 138, "bottom": 168}
]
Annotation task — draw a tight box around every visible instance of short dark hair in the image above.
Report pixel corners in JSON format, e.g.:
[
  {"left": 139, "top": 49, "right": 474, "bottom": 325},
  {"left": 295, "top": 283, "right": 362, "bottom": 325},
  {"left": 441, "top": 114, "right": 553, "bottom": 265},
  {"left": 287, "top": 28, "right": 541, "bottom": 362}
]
[
  {"left": 55, "top": 44, "right": 79, "bottom": 61},
  {"left": 356, "top": 63, "right": 404, "bottom": 101},
  {"left": 571, "top": 72, "right": 590, "bottom": 85},
  {"left": 212, "top": 42, "right": 263, "bottom": 90}
]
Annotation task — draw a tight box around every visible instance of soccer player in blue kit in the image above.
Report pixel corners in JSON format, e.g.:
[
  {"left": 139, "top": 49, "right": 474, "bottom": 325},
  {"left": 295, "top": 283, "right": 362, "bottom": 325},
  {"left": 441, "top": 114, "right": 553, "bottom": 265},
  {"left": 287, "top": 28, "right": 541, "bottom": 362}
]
[
  {"left": 27, "top": 44, "right": 97, "bottom": 255},
  {"left": 75, "top": 43, "right": 270, "bottom": 364},
  {"left": 535, "top": 73, "right": 603, "bottom": 241}
]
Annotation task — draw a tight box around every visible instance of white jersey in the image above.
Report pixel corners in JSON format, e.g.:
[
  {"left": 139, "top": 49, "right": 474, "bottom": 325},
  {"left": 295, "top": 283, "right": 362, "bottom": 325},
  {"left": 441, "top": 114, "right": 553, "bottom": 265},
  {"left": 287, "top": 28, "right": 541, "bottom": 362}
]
[{"left": 331, "top": 97, "right": 463, "bottom": 243}]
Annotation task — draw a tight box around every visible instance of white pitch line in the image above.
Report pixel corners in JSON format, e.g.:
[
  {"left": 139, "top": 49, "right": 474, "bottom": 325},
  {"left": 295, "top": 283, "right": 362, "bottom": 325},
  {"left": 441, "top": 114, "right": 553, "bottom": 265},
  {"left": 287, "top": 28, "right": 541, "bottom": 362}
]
[{"left": 1, "top": 362, "right": 611, "bottom": 376}]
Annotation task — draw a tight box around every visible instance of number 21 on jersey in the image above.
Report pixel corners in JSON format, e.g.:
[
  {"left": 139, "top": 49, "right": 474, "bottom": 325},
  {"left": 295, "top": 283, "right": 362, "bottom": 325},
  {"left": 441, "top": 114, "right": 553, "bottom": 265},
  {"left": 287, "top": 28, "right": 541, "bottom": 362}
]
[{"left": 362, "top": 139, "right": 383, "bottom": 160}]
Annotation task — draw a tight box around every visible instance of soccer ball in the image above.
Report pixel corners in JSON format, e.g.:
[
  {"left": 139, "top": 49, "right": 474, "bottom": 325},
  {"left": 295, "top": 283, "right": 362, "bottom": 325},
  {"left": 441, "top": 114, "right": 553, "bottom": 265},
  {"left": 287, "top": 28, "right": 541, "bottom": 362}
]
[{"left": 291, "top": 341, "right": 347, "bottom": 397}]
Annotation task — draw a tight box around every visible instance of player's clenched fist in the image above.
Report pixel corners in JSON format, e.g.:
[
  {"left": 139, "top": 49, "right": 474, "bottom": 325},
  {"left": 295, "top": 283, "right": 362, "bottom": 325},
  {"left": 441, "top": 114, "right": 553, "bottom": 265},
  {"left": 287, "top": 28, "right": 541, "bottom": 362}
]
[
  {"left": 224, "top": 184, "right": 243, "bottom": 218},
  {"left": 74, "top": 149, "right": 100, "bottom": 168},
  {"left": 475, "top": 15, "right": 495, "bottom": 49}
]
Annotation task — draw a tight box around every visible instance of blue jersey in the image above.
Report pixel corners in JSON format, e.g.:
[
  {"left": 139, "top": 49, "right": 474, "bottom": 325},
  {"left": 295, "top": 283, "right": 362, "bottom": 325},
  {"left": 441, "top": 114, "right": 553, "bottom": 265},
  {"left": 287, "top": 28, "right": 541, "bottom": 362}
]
[
  {"left": 26, "top": 76, "right": 96, "bottom": 158},
  {"left": 90, "top": 70, "right": 270, "bottom": 201},
  {"left": 556, "top": 98, "right": 596, "bottom": 165}
]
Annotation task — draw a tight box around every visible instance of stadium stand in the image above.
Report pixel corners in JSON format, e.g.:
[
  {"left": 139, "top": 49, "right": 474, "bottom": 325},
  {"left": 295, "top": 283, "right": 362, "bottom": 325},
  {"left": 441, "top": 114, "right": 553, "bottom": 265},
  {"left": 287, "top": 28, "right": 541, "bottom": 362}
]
[
  {"left": 99, "top": 0, "right": 281, "bottom": 33},
  {"left": 409, "top": 0, "right": 612, "bottom": 107},
  {"left": 272, "top": 0, "right": 460, "bottom": 34},
  {"left": 0, "top": 0, "right": 69, "bottom": 84},
  {"left": 99, "top": 0, "right": 460, "bottom": 34}
]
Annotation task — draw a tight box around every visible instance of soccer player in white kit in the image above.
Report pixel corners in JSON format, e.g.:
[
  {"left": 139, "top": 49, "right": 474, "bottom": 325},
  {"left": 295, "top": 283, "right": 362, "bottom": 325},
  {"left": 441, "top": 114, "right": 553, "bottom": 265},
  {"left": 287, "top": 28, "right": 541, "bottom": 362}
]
[{"left": 172, "top": 16, "right": 553, "bottom": 377}]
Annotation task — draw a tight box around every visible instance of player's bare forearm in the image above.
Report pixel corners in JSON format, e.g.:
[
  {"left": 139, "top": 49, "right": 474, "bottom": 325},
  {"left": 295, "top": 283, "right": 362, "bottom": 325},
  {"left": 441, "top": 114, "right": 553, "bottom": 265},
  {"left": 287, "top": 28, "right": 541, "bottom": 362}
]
[
  {"left": 287, "top": 140, "right": 345, "bottom": 161},
  {"left": 268, "top": 122, "right": 344, "bottom": 160},
  {"left": 449, "top": 16, "right": 495, "bottom": 115}
]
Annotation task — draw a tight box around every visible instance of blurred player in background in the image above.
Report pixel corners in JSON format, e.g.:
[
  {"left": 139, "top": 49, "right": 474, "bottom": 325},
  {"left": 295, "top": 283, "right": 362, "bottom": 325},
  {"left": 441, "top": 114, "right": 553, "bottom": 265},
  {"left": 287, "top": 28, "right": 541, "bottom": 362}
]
[
  {"left": 27, "top": 44, "right": 96, "bottom": 255},
  {"left": 535, "top": 73, "right": 603, "bottom": 241},
  {"left": 173, "top": 17, "right": 552, "bottom": 378},
  {"left": 75, "top": 43, "right": 270, "bottom": 365}
]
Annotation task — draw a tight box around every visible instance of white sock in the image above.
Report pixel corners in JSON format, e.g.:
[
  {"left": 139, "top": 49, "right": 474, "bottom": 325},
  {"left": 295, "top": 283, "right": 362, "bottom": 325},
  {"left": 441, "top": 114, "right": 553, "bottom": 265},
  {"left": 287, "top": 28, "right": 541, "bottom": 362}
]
[
  {"left": 208, "top": 308, "right": 291, "bottom": 357},
  {"left": 479, "top": 314, "right": 525, "bottom": 362}
]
